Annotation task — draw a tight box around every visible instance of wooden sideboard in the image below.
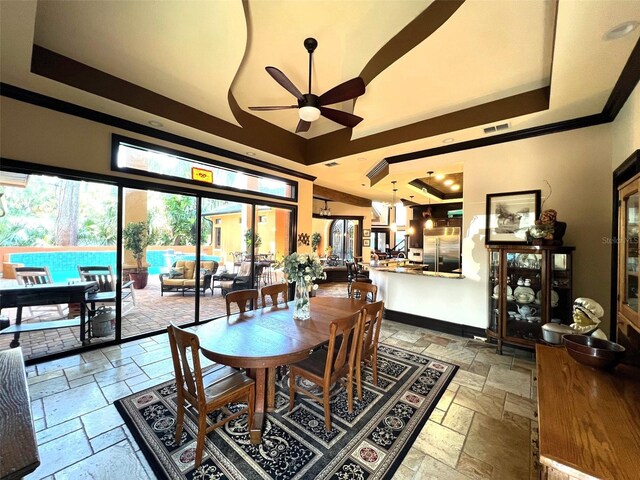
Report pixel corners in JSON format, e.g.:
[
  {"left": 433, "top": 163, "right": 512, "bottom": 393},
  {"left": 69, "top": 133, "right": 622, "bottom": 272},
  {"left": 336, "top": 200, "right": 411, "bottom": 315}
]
[
  {"left": 536, "top": 345, "right": 640, "bottom": 480},
  {"left": 0, "top": 348, "right": 40, "bottom": 479}
]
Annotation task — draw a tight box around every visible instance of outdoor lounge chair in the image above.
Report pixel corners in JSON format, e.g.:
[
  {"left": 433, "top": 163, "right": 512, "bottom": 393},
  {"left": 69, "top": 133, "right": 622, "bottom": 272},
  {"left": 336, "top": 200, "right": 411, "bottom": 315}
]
[
  {"left": 77, "top": 265, "right": 136, "bottom": 315},
  {"left": 12, "top": 266, "right": 67, "bottom": 318},
  {"left": 217, "top": 261, "right": 265, "bottom": 295},
  {"left": 159, "top": 260, "right": 218, "bottom": 296}
]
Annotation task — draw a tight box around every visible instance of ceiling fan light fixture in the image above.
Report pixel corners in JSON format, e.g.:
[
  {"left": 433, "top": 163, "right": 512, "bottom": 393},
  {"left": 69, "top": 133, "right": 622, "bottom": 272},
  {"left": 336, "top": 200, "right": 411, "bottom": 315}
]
[{"left": 299, "top": 105, "right": 321, "bottom": 122}]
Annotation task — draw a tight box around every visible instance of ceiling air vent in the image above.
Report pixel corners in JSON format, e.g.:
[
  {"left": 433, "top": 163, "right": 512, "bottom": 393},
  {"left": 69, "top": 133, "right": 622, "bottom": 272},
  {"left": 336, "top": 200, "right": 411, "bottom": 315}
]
[
  {"left": 324, "top": 162, "right": 339, "bottom": 167},
  {"left": 483, "top": 122, "right": 510, "bottom": 134}
]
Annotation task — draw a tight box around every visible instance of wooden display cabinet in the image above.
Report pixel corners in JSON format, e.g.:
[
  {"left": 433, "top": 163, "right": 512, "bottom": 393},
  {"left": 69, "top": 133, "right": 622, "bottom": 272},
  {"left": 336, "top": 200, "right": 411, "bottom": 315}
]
[{"left": 487, "top": 245, "right": 574, "bottom": 354}]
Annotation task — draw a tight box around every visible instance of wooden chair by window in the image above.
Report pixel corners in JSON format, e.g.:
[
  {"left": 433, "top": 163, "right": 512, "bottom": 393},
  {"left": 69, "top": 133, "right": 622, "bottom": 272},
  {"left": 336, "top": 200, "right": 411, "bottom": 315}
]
[
  {"left": 12, "top": 266, "right": 67, "bottom": 318},
  {"left": 288, "top": 310, "right": 362, "bottom": 431},
  {"left": 77, "top": 266, "right": 136, "bottom": 315},
  {"left": 260, "top": 283, "right": 288, "bottom": 307},
  {"left": 167, "top": 323, "right": 254, "bottom": 468},
  {"left": 350, "top": 281, "right": 378, "bottom": 302},
  {"left": 225, "top": 289, "right": 258, "bottom": 316},
  {"left": 355, "top": 300, "right": 384, "bottom": 400}
]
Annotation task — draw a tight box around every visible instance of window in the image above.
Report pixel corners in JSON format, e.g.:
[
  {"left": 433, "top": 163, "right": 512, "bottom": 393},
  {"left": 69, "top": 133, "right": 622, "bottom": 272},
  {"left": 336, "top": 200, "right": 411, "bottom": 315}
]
[
  {"left": 113, "top": 135, "right": 296, "bottom": 200},
  {"left": 259, "top": 215, "right": 268, "bottom": 223},
  {"left": 214, "top": 227, "right": 222, "bottom": 248}
]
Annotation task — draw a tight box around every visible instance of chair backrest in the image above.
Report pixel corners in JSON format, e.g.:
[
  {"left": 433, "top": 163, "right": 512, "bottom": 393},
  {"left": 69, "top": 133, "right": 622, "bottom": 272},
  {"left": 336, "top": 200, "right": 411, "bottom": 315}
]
[
  {"left": 225, "top": 289, "right": 259, "bottom": 315},
  {"left": 261, "top": 283, "right": 288, "bottom": 306},
  {"left": 167, "top": 323, "right": 205, "bottom": 408},
  {"left": 325, "top": 310, "right": 362, "bottom": 383},
  {"left": 359, "top": 300, "right": 384, "bottom": 361},
  {"left": 351, "top": 281, "right": 378, "bottom": 302},
  {"left": 13, "top": 266, "right": 54, "bottom": 286},
  {"left": 78, "top": 265, "right": 116, "bottom": 292},
  {"left": 345, "top": 261, "right": 357, "bottom": 280},
  {"left": 237, "top": 261, "right": 252, "bottom": 277}
]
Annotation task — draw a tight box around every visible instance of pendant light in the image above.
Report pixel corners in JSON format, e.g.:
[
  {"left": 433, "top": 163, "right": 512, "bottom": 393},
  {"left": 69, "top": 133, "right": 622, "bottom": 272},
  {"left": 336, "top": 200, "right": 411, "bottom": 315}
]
[
  {"left": 424, "top": 171, "right": 434, "bottom": 229},
  {"left": 319, "top": 199, "right": 331, "bottom": 216},
  {"left": 390, "top": 181, "right": 398, "bottom": 232},
  {"left": 408, "top": 196, "right": 415, "bottom": 235}
]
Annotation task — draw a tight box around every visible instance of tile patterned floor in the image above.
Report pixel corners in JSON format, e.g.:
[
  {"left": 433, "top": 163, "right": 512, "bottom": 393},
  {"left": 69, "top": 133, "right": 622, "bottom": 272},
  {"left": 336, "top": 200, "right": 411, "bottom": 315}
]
[{"left": 22, "top": 308, "right": 537, "bottom": 479}]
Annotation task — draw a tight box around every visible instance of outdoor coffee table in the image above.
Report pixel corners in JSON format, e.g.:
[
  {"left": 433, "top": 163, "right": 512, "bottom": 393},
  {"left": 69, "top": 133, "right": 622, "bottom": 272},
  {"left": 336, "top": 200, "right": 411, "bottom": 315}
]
[{"left": 196, "top": 296, "right": 366, "bottom": 444}]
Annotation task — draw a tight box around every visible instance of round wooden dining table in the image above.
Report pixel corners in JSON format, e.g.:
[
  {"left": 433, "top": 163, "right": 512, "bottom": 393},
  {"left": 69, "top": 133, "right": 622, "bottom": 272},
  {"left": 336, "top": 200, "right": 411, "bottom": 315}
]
[{"left": 196, "top": 296, "right": 366, "bottom": 444}]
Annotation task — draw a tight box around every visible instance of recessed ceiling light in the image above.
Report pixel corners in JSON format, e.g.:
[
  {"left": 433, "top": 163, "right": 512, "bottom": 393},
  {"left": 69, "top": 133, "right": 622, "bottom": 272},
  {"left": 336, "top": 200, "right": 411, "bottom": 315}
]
[
  {"left": 443, "top": 179, "right": 454, "bottom": 186},
  {"left": 450, "top": 184, "right": 460, "bottom": 191},
  {"left": 148, "top": 120, "right": 163, "bottom": 127},
  {"left": 434, "top": 173, "right": 445, "bottom": 181},
  {"left": 442, "top": 138, "right": 455, "bottom": 144},
  {"left": 604, "top": 21, "right": 639, "bottom": 40},
  {"left": 246, "top": 152, "right": 256, "bottom": 156}
]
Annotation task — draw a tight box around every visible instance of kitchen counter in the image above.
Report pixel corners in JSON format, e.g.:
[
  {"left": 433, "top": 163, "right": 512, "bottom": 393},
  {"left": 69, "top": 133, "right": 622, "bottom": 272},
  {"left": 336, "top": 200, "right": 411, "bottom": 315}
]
[
  {"left": 367, "top": 265, "right": 486, "bottom": 333},
  {"left": 366, "top": 263, "right": 464, "bottom": 279}
]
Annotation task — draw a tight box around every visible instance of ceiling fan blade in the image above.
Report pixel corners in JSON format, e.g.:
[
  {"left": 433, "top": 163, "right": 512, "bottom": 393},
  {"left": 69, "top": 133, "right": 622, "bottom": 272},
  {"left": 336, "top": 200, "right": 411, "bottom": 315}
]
[
  {"left": 319, "top": 107, "right": 363, "bottom": 128},
  {"left": 248, "top": 106, "right": 297, "bottom": 111},
  {"left": 295, "top": 119, "right": 311, "bottom": 133},
  {"left": 318, "top": 77, "right": 365, "bottom": 105},
  {"left": 266, "top": 66, "right": 304, "bottom": 101}
]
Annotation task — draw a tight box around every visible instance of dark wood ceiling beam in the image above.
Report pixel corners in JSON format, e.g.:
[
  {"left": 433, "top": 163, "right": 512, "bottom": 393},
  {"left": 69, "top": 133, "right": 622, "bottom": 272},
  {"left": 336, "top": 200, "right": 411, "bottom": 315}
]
[
  {"left": 313, "top": 185, "right": 371, "bottom": 208},
  {"left": 30, "top": 45, "right": 307, "bottom": 164},
  {"left": 304, "top": 86, "right": 550, "bottom": 164}
]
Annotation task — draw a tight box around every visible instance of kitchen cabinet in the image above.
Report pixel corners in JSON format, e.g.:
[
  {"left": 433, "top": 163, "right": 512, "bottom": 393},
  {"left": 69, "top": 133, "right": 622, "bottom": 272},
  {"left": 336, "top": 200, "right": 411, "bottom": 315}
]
[
  {"left": 617, "top": 175, "right": 640, "bottom": 366},
  {"left": 487, "top": 245, "right": 574, "bottom": 354}
]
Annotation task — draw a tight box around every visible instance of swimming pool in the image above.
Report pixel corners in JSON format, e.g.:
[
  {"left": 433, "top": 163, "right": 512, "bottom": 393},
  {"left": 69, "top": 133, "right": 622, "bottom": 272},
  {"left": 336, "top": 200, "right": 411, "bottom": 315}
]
[{"left": 8, "top": 251, "right": 220, "bottom": 283}]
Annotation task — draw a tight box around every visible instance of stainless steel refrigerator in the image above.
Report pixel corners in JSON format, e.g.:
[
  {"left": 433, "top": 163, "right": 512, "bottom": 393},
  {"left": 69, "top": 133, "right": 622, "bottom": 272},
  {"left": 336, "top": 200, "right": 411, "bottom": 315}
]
[{"left": 423, "top": 227, "right": 461, "bottom": 273}]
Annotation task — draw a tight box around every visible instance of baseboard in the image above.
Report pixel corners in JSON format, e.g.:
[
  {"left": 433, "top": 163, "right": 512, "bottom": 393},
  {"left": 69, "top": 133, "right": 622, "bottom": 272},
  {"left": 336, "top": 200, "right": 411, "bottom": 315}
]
[{"left": 384, "top": 309, "right": 485, "bottom": 339}]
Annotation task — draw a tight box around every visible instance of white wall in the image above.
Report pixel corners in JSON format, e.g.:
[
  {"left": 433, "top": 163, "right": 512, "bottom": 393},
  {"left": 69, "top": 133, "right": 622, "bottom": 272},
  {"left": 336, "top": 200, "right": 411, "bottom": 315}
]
[
  {"left": 612, "top": 82, "right": 640, "bottom": 170},
  {"left": 382, "top": 125, "right": 613, "bottom": 331}
]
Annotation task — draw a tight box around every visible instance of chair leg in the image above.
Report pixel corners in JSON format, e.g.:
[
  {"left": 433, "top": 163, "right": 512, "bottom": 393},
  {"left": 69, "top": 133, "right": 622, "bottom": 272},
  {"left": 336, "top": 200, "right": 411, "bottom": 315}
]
[
  {"left": 195, "top": 411, "right": 207, "bottom": 467},
  {"left": 356, "top": 362, "right": 363, "bottom": 401},
  {"left": 372, "top": 351, "right": 378, "bottom": 386},
  {"left": 288, "top": 371, "right": 296, "bottom": 411},
  {"left": 347, "top": 372, "right": 354, "bottom": 414},
  {"left": 323, "top": 395, "right": 332, "bottom": 431}
]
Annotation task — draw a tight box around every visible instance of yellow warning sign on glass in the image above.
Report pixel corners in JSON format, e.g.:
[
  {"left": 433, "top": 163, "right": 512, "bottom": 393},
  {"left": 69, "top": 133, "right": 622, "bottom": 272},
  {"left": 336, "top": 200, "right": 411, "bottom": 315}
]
[{"left": 191, "top": 167, "right": 213, "bottom": 183}]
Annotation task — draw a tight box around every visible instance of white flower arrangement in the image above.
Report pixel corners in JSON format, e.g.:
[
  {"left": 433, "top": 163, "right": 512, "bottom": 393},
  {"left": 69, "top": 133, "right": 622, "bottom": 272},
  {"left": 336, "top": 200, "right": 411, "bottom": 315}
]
[{"left": 280, "top": 252, "right": 326, "bottom": 290}]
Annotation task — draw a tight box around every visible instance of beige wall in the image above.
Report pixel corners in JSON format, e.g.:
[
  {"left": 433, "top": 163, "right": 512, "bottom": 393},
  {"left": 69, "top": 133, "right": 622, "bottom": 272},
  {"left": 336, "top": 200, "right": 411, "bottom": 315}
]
[
  {"left": 0, "top": 97, "right": 312, "bottom": 252},
  {"left": 612, "top": 82, "right": 640, "bottom": 170}
]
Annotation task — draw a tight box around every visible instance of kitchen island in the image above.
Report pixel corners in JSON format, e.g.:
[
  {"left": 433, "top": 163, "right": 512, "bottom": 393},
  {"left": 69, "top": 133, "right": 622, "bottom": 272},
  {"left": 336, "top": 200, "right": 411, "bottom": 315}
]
[{"left": 366, "top": 263, "right": 487, "bottom": 337}]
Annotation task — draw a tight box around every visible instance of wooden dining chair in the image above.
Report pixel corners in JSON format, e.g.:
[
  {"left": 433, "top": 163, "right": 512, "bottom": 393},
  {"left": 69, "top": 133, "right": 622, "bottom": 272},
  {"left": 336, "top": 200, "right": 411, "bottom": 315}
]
[
  {"left": 355, "top": 300, "right": 385, "bottom": 400},
  {"left": 288, "top": 310, "right": 362, "bottom": 431},
  {"left": 350, "top": 281, "right": 378, "bottom": 302},
  {"left": 225, "top": 289, "right": 258, "bottom": 315},
  {"left": 260, "top": 283, "right": 288, "bottom": 307},
  {"left": 167, "top": 323, "right": 255, "bottom": 468}
]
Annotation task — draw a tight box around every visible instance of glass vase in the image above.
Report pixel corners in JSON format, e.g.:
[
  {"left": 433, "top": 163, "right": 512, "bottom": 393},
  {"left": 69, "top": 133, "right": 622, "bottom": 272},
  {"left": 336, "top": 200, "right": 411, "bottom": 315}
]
[{"left": 293, "top": 279, "right": 311, "bottom": 320}]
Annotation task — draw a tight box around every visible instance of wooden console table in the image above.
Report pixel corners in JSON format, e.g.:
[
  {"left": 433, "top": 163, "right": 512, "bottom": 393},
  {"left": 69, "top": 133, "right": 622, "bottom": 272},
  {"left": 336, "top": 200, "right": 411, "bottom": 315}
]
[{"left": 536, "top": 345, "right": 640, "bottom": 480}]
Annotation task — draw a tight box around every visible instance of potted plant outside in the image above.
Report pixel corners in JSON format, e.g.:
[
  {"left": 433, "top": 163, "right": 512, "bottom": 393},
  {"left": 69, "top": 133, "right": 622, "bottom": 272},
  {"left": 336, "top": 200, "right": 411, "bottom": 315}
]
[{"left": 123, "top": 221, "right": 150, "bottom": 289}]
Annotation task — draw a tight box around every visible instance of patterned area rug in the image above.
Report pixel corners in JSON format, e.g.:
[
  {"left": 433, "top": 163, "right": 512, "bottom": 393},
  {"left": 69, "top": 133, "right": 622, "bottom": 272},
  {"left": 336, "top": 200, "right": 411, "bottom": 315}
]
[{"left": 115, "top": 344, "right": 458, "bottom": 480}]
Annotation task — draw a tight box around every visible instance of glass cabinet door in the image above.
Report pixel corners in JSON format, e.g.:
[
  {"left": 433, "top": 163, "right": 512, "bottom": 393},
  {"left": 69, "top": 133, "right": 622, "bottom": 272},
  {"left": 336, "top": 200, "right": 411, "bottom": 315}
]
[
  {"left": 505, "top": 250, "right": 543, "bottom": 342},
  {"left": 620, "top": 187, "right": 639, "bottom": 318},
  {"left": 551, "top": 252, "right": 572, "bottom": 323},
  {"left": 488, "top": 250, "right": 500, "bottom": 334}
]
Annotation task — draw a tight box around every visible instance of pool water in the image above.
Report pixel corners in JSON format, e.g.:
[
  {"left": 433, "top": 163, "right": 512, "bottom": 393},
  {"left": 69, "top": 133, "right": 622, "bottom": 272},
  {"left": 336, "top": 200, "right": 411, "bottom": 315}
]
[{"left": 8, "top": 251, "right": 220, "bottom": 283}]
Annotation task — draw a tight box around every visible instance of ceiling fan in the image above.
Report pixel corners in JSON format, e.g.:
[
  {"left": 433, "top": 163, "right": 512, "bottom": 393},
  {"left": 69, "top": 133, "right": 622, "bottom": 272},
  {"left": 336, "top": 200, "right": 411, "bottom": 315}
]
[{"left": 249, "top": 37, "right": 366, "bottom": 134}]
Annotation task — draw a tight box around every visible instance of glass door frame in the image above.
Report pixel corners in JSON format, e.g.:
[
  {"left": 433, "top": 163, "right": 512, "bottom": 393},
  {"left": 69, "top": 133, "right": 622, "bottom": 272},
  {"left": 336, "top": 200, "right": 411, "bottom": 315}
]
[
  {"left": 312, "top": 214, "right": 363, "bottom": 261},
  {"left": 2, "top": 160, "right": 297, "bottom": 364}
]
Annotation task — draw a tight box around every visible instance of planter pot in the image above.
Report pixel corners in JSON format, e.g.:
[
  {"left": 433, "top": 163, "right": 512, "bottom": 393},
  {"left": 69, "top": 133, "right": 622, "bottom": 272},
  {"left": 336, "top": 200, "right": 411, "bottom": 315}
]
[{"left": 129, "top": 271, "right": 149, "bottom": 289}]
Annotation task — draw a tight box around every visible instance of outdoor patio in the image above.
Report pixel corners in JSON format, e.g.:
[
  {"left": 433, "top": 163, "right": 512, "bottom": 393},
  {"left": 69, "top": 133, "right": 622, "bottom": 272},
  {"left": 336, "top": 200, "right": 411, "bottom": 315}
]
[{"left": 0, "top": 276, "right": 348, "bottom": 361}]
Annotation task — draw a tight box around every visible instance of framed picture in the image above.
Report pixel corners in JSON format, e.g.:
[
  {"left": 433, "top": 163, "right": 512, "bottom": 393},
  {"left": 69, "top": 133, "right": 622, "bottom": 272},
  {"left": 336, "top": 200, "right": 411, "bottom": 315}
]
[
  {"left": 363, "top": 238, "right": 371, "bottom": 247},
  {"left": 363, "top": 229, "right": 370, "bottom": 238},
  {"left": 485, "top": 190, "right": 541, "bottom": 245}
]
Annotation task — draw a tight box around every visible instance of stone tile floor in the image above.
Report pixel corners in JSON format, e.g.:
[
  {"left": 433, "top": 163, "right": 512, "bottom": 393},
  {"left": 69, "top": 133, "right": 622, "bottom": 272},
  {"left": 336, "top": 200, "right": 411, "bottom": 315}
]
[{"left": 22, "top": 309, "right": 537, "bottom": 479}]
